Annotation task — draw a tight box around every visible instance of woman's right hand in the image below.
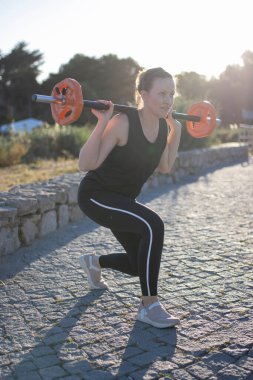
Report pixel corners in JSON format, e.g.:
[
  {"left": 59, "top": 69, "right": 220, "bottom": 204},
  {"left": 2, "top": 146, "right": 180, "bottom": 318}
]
[{"left": 91, "top": 100, "right": 114, "bottom": 124}]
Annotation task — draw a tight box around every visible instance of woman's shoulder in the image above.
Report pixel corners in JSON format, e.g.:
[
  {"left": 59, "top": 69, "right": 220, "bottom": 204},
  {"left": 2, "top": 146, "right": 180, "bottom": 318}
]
[
  {"left": 110, "top": 112, "right": 129, "bottom": 133},
  {"left": 110, "top": 112, "right": 130, "bottom": 146},
  {"left": 112, "top": 112, "right": 129, "bottom": 124}
]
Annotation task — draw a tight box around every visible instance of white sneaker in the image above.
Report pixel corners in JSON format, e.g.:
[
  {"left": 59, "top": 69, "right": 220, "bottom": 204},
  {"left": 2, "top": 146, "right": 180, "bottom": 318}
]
[
  {"left": 79, "top": 254, "right": 108, "bottom": 290},
  {"left": 137, "top": 300, "right": 180, "bottom": 328}
]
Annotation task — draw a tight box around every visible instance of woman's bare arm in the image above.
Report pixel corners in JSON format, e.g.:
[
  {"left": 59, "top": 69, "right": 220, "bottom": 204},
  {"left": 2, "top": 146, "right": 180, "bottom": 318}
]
[
  {"left": 156, "top": 117, "right": 182, "bottom": 174},
  {"left": 78, "top": 102, "right": 128, "bottom": 172}
]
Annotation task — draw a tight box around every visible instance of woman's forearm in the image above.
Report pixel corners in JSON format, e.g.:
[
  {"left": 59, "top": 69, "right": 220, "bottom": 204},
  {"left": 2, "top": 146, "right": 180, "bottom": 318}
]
[{"left": 167, "top": 124, "right": 182, "bottom": 172}]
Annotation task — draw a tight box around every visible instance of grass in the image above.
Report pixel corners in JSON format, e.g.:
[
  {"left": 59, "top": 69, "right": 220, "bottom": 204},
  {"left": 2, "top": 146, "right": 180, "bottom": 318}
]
[{"left": 0, "top": 158, "right": 79, "bottom": 192}]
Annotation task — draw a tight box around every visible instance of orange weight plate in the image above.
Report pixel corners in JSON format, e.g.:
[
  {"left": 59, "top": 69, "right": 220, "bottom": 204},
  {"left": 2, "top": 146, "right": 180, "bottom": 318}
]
[
  {"left": 51, "top": 78, "right": 83, "bottom": 125},
  {"left": 186, "top": 101, "right": 216, "bottom": 138}
]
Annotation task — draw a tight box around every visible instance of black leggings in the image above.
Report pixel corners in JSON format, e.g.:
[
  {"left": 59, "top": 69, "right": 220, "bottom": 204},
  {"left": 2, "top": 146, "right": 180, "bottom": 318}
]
[{"left": 78, "top": 190, "right": 164, "bottom": 296}]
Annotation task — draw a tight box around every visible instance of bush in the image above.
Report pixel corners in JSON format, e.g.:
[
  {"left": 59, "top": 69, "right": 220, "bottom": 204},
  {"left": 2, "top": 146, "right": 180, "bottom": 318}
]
[
  {"left": 179, "top": 123, "right": 239, "bottom": 151},
  {"left": 55, "top": 126, "right": 91, "bottom": 158},
  {"left": 0, "top": 121, "right": 239, "bottom": 168},
  {"left": 0, "top": 135, "right": 29, "bottom": 167},
  {"left": 0, "top": 124, "right": 92, "bottom": 167},
  {"left": 24, "top": 124, "right": 92, "bottom": 162}
]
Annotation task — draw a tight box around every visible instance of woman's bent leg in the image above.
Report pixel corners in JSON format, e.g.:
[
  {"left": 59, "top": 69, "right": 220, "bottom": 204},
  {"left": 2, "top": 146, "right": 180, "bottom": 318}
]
[{"left": 78, "top": 191, "right": 164, "bottom": 296}]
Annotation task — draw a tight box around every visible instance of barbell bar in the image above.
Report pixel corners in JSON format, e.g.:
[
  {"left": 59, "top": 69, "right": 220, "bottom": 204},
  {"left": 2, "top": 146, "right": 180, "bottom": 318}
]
[
  {"left": 32, "top": 78, "right": 221, "bottom": 138},
  {"left": 32, "top": 94, "right": 202, "bottom": 122}
]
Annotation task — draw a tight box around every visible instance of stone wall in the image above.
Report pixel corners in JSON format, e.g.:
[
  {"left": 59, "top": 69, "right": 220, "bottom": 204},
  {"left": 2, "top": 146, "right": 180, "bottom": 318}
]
[{"left": 0, "top": 143, "right": 248, "bottom": 257}]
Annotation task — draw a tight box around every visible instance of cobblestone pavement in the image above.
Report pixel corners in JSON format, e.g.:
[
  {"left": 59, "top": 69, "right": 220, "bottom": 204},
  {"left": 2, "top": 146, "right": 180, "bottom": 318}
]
[{"left": 0, "top": 162, "right": 253, "bottom": 380}]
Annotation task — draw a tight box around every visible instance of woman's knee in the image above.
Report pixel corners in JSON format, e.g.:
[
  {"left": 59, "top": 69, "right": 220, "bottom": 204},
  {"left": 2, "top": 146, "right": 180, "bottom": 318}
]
[{"left": 144, "top": 212, "right": 164, "bottom": 237}]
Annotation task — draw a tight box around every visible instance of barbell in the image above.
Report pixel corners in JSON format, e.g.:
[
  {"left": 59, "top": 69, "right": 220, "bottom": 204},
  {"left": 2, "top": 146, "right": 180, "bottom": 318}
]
[{"left": 32, "top": 78, "right": 221, "bottom": 138}]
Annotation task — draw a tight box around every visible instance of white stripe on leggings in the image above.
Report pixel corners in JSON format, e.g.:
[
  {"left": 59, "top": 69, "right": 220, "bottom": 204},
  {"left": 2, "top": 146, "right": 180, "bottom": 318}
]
[{"left": 90, "top": 198, "right": 153, "bottom": 296}]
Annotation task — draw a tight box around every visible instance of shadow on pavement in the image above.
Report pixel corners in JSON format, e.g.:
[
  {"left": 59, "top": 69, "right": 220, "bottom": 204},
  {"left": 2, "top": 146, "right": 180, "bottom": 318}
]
[
  {"left": 7, "top": 289, "right": 107, "bottom": 379},
  {"left": 7, "top": 289, "right": 177, "bottom": 380},
  {"left": 115, "top": 322, "right": 177, "bottom": 379}
]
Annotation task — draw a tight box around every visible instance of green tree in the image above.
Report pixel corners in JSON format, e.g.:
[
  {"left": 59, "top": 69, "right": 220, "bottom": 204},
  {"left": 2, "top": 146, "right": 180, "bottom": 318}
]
[
  {"left": 173, "top": 71, "right": 213, "bottom": 150},
  {"left": 208, "top": 50, "right": 253, "bottom": 125},
  {"left": 39, "top": 54, "right": 102, "bottom": 124},
  {"left": 175, "top": 71, "right": 208, "bottom": 100},
  {"left": 39, "top": 53, "right": 141, "bottom": 125},
  {"left": 208, "top": 65, "right": 242, "bottom": 125},
  {"left": 96, "top": 54, "right": 140, "bottom": 104},
  {"left": 0, "top": 42, "right": 43, "bottom": 124}
]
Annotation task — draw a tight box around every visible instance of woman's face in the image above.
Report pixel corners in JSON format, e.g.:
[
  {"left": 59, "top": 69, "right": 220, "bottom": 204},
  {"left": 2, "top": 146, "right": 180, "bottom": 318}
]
[{"left": 143, "top": 77, "right": 175, "bottom": 118}]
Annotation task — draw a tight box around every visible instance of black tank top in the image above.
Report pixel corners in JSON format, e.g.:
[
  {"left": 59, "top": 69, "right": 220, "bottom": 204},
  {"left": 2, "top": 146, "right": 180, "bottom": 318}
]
[{"left": 80, "top": 109, "right": 168, "bottom": 198}]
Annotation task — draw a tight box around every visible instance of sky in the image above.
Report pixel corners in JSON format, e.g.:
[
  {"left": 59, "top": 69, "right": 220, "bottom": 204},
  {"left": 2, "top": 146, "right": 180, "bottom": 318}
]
[{"left": 1, "top": 0, "right": 253, "bottom": 83}]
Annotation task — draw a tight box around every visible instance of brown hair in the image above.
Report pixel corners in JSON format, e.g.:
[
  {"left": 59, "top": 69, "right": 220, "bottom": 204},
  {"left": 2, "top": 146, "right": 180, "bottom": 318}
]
[{"left": 135, "top": 67, "right": 173, "bottom": 107}]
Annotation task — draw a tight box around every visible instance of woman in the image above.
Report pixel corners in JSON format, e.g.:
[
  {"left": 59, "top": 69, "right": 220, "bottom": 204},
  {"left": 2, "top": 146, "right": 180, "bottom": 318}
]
[{"left": 78, "top": 67, "right": 182, "bottom": 328}]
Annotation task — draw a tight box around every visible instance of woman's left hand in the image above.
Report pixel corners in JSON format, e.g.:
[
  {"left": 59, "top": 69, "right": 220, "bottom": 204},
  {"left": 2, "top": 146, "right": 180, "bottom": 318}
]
[{"left": 166, "top": 106, "right": 182, "bottom": 133}]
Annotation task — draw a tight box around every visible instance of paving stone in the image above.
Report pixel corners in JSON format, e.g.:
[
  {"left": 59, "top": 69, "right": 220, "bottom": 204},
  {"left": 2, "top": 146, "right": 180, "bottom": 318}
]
[
  {"left": 186, "top": 362, "right": 216, "bottom": 379},
  {"left": 222, "top": 344, "right": 250, "bottom": 359},
  {"left": 12, "top": 360, "right": 37, "bottom": 374},
  {"left": 110, "top": 361, "right": 139, "bottom": 377},
  {"left": 33, "top": 354, "right": 61, "bottom": 369},
  {"left": 0, "top": 162, "right": 253, "bottom": 380},
  {"left": 171, "top": 354, "right": 195, "bottom": 367},
  {"left": 62, "top": 360, "right": 92, "bottom": 374},
  {"left": 16, "top": 371, "right": 42, "bottom": 380},
  {"left": 0, "top": 354, "right": 11, "bottom": 366},
  {"left": 31, "top": 345, "right": 55, "bottom": 357},
  {"left": 171, "top": 368, "right": 199, "bottom": 380},
  {"left": 59, "top": 317, "right": 78, "bottom": 328},
  {"left": 43, "top": 332, "right": 69, "bottom": 345},
  {"left": 235, "top": 355, "right": 253, "bottom": 371},
  {"left": 119, "top": 346, "right": 143, "bottom": 359},
  {"left": 39, "top": 365, "right": 67, "bottom": 380},
  {"left": 0, "top": 365, "right": 16, "bottom": 380},
  {"left": 249, "top": 348, "right": 253, "bottom": 358},
  {"left": 126, "top": 367, "right": 160, "bottom": 379},
  {"left": 81, "top": 370, "right": 115, "bottom": 379},
  {"left": 217, "top": 363, "right": 251, "bottom": 379},
  {"left": 202, "top": 351, "right": 235, "bottom": 372},
  {"left": 149, "top": 359, "right": 179, "bottom": 375},
  {"left": 128, "top": 352, "right": 158, "bottom": 366}
]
